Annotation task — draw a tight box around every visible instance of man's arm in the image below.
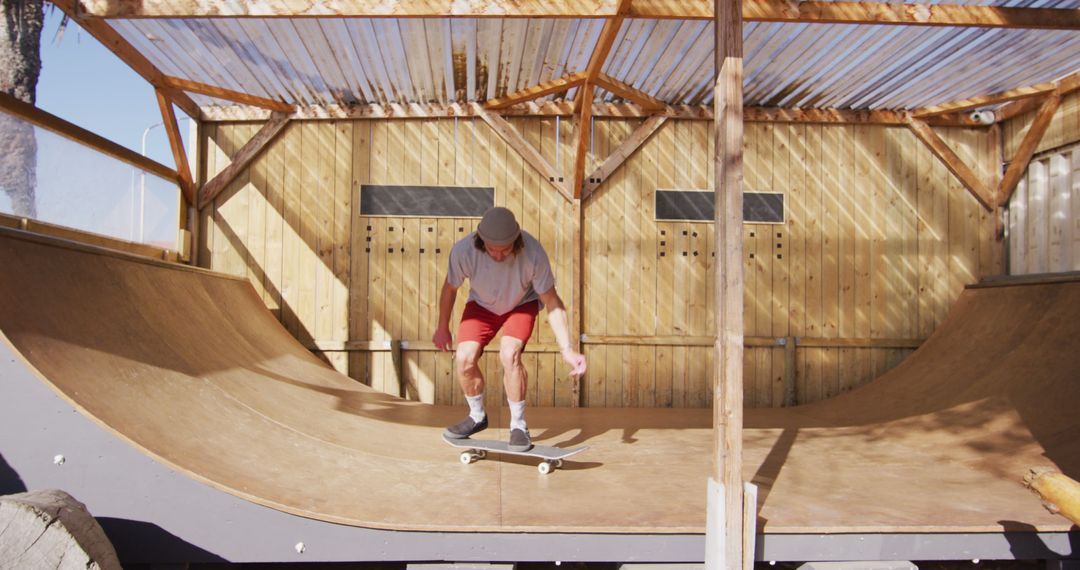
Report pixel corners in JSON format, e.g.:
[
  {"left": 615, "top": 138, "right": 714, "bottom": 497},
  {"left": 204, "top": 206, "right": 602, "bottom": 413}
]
[
  {"left": 537, "top": 287, "right": 587, "bottom": 376},
  {"left": 432, "top": 278, "right": 458, "bottom": 351}
]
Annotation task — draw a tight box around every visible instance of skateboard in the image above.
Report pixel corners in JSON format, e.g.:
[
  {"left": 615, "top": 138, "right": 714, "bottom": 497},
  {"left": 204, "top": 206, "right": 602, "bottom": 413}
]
[{"left": 442, "top": 434, "right": 588, "bottom": 474}]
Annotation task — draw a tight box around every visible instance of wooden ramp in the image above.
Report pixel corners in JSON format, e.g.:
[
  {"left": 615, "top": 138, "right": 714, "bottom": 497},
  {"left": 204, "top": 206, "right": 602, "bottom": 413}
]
[{"left": 0, "top": 227, "right": 1077, "bottom": 536}]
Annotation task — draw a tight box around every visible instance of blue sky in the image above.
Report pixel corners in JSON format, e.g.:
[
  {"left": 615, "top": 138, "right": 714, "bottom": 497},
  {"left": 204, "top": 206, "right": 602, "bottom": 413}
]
[{"left": 37, "top": 8, "right": 191, "bottom": 167}]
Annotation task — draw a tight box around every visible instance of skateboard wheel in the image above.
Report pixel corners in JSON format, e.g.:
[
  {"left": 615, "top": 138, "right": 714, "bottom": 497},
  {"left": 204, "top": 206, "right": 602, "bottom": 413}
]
[
  {"left": 459, "top": 451, "right": 475, "bottom": 465},
  {"left": 538, "top": 461, "right": 553, "bottom": 475}
]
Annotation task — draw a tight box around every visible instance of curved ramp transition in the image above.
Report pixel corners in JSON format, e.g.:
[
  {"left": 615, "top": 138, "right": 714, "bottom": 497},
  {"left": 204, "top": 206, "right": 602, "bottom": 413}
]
[{"left": 0, "top": 228, "right": 1077, "bottom": 534}]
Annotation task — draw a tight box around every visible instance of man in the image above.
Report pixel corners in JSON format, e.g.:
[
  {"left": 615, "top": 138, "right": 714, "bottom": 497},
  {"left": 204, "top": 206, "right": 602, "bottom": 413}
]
[{"left": 433, "top": 207, "right": 586, "bottom": 452}]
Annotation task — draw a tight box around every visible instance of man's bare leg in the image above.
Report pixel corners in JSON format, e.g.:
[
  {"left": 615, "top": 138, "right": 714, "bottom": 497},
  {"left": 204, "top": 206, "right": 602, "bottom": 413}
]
[
  {"left": 455, "top": 340, "right": 485, "bottom": 397},
  {"left": 498, "top": 336, "right": 527, "bottom": 402},
  {"left": 499, "top": 337, "right": 533, "bottom": 451},
  {"left": 445, "top": 341, "right": 489, "bottom": 438}
]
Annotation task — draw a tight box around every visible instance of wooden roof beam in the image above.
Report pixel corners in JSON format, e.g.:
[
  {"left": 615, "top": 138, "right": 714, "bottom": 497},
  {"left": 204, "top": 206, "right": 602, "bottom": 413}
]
[
  {"left": 913, "top": 84, "right": 1057, "bottom": 119},
  {"left": 162, "top": 76, "right": 296, "bottom": 114},
  {"left": 483, "top": 72, "right": 586, "bottom": 110},
  {"left": 595, "top": 73, "right": 666, "bottom": 112},
  {"left": 915, "top": 68, "right": 1080, "bottom": 119},
  {"left": 907, "top": 117, "right": 994, "bottom": 211},
  {"left": 199, "top": 102, "right": 983, "bottom": 126},
  {"left": 198, "top": 112, "right": 292, "bottom": 209},
  {"left": 76, "top": 0, "right": 1080, "bottom": 29}
]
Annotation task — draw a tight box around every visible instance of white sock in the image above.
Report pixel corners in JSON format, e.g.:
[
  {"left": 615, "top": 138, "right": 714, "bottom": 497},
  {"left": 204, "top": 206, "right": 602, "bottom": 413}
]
[
  {"left": 466, "top": 394, "right": 486, "bottom": 423},
  {"left": 508, "top": 399, "right": 527, "bottom": 431}
]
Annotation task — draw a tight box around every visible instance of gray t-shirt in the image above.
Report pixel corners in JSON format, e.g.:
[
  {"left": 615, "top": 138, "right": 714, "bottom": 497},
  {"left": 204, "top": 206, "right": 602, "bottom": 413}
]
[{"left": 446, "top": 230, "right": 555, "bottom": 316}]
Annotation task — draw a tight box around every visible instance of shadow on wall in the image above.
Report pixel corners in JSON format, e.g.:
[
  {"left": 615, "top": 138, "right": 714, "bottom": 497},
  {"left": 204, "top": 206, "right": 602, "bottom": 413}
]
[
  {"left": 97, "top": 517, "right": 228, "bottom": 565},
  {"left": 0, "top": 453, "right": 26, "bottom": 495}
]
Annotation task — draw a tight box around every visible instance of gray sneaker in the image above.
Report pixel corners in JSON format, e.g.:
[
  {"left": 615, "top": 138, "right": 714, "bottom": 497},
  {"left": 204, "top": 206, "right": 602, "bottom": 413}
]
[
  {"left": 444, "top": 415, "right": 488, "bottom": 439},
  {"left": 508, "top": 428, "right": 533, "bottom": 452}
]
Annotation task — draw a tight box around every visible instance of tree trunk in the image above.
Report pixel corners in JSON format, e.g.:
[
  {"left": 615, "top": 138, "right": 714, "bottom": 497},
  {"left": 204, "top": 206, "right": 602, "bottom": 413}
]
[{"left": 0, "top": 0, "right": 44, "bottom": 218}]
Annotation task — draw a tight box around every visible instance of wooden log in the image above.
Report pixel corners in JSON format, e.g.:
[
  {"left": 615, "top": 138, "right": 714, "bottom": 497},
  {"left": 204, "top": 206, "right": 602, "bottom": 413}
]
[
  {"left": 0, "top": 489, "right": 121, "bottom": 570},
  {"left": 1024, "top": 468, "right": 1080, "bottom": 525}
]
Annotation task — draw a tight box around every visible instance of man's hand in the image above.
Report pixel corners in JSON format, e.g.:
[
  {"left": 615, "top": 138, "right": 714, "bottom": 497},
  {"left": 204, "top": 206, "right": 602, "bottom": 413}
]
[
  {"left": 432, "top": 326, "right": 454, "bottom": 351},
  {"left": 561, "top": 348, "right": 587, "bottom": 377}
]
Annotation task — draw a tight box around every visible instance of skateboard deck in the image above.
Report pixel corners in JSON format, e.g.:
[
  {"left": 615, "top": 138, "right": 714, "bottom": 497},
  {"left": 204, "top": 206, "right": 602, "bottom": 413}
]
[{"left": 442, "top": 434, "right": 588, "bottom": 474}]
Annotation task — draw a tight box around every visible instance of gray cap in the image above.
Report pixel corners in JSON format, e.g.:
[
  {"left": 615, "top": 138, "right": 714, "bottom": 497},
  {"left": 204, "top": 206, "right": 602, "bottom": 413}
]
[{"left": 476, "top": 207, "right": 521, "bottom": 246}]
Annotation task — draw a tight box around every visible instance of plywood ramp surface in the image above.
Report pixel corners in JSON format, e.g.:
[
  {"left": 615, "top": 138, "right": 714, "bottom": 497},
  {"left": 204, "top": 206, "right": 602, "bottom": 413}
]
[{"left": 0, "top": 228, "right": 1076, "bottom": 534}]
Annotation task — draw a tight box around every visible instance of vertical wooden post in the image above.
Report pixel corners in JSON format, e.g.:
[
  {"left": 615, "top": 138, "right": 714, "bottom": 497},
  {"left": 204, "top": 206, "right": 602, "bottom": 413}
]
[
  {"left": 572, "top": 198, "right": 585, "bottom": 407},
  {"left": 706, "top": 0, "right": 746, "bottom": 568},
  {"left": 783, "top": 336, "right": 797, "bottom": 406}
]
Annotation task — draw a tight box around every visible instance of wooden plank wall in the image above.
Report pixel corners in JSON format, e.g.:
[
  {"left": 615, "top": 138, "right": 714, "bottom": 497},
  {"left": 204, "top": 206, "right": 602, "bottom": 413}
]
[
  {"left": 1004, "top": 91, "right": 1080, "bottom": 275},
  {"left": 1007, "top": 144, "right": 1080, "bottom": 274},
  {"left": 199, "top": 118, "right": 998, "bottom": 409}
]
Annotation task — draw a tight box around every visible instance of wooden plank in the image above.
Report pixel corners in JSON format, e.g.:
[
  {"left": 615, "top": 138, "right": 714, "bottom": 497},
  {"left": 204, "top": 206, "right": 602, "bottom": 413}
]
[
  {"left": 79, "top": 0, "right": 1080, "bottom": 29},
  {"left": 606, "top": 121, "right": 631, "bottom": 408},
  {"left": 1049, "top": 153, "right": 1070, "bottom": 273},
  {"left": 1026, "top": 159, "right": 1050, "bottom": 274},
  {"left": 583, "top": 115, "right": 668, "bottom": 200},
  {"left": 246, "top": 122, "right": 269, "bottom": 307},
  {"left": 653, "top": 121, "right": 676, "bottom": 408},
  {"left": 1073, "top": 149, "right": 1080, "bottom": 272},
  {"left": 907, "top": 117, "right": 994, "bottom": 211},
  {"left": 787, "top": 124, "right": 806, "bottom": 406},
  {"left": 313, "top": 123, "right": 336, "bottom": 370},
  {"left": 162, "top": 75, "right": 295, "bottom": 113},
  {"left": 1000, "top": 95, "right": 1062, "bottom": 207},
  {"left": 477, "top": 109, "right": 573, "bottom": 202},
  {"left": 803, "top": 125, "right": 824, "bottom": 404},
  {"left": 349, "top": 122, "right": 370, "bottom": 384},
  {"left": 279, "top": 123, "right": 299, "bottom": 332},
  {"left": 770, "top": 126, "right": 790, "bottom": 408},
  {"left": 637, "top": 119, "right": 660, "bottom": 408},
  {"left": 199, "top": 112, "right": 292, "bottom": 209},
  {"left": 818, "top": 125, "right": 840, "bottom": 400},
  {"left": 330, "top": 122, "right": 352, "bottom": 375},
  {"left": 689, "top": 121, "right": 709, "bottom": 408},
  {"left": 297, "top": 123, "right": 319, "bottom": 346}
]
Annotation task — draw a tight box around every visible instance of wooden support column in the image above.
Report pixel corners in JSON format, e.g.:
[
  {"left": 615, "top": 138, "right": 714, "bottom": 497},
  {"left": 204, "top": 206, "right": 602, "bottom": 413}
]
[
  {"left": 573, "top": 84, "right": 594, "bottom": 199},
  {"left": 706, "top": 0, "right": 748, "bottom": 568},
  {"left": 572, "top": 198, "right": 585, "bottom": 406}
]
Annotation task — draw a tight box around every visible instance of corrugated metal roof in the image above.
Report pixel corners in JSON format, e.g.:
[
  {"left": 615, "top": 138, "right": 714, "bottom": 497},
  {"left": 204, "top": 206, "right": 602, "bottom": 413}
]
[{"left": 110, "top": 7, "right": 1080, "bottom": 114}]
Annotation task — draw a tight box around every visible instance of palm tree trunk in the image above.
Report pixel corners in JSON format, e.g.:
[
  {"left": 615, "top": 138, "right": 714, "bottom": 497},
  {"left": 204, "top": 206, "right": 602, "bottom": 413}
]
[{"left": 0, "top": 0, "right": 44, "bottom": 218}]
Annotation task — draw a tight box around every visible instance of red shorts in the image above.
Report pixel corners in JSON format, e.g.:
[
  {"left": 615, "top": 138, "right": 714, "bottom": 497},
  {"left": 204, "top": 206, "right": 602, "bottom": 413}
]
[{"left": 458, "top": 300, "right": 540, "bottom": 348}]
